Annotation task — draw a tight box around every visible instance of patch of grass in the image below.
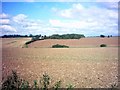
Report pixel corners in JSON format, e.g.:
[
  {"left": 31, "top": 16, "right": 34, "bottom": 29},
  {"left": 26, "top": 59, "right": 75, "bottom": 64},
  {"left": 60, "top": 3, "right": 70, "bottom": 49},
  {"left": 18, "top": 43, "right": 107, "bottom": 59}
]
[{"left": 52, "top": 44, "right": 69, "bottom": 48}]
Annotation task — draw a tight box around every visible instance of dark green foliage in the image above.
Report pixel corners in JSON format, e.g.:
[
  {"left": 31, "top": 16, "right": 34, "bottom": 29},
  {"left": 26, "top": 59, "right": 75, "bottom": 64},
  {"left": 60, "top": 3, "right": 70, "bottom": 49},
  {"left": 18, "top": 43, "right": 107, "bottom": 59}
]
[
  {"left": 53, "top": 80, "right": 61, "bottom": 90},
  {"left": 100, "top": 44, "right": 107, "bottom": 47},
  {"left": 52, "top": 44, "right": 69, "bottom": 48},
  {"left": 21, "top": 80, "right": 30, "bottom": 90},
  {"left": 33, "top": 80, "right": 39, "bottom": 90},
  {"left": 2, "top": 70, "right": 22, "bottom": 90},
  {"left": 24, "top": 35, "right": 42, "bottom": 47},
  {"left": 66, "top": 84, "right": 75, "bottom": 90},
  {"left": 100, "top": 35, "right": 105, "bottom": 38},
  {"left": 40, "top": 73, "right": 50, "bottom": 90},
  {"left": 49, "top": 34, "right": 85, "bottom": 39},
  {"left": 2, "top": 70, "right": 74, "bottom": 89}
]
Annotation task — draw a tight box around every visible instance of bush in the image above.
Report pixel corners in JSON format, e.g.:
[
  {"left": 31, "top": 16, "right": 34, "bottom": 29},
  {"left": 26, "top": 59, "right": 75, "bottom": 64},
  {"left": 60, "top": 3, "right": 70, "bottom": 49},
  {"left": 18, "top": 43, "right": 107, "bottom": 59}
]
[
  {"left": 100, "top": 44, "right": 107, "bottom": 47},
  {"left": 52, "top": 44, "right": 69, "bottom": 48},
  {"left": 2, "top": 70, "right": 74, "bottom": 89},
  {"left": 2, "top": 70, "right": 23, "bottom": 90}
]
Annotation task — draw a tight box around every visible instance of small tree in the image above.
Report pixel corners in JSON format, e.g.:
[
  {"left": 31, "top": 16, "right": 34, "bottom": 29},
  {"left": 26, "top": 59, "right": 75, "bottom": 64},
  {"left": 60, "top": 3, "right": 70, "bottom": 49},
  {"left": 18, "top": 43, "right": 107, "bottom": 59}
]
[{"left": 29, "top": 34, "right": 33, "bottom": 37}]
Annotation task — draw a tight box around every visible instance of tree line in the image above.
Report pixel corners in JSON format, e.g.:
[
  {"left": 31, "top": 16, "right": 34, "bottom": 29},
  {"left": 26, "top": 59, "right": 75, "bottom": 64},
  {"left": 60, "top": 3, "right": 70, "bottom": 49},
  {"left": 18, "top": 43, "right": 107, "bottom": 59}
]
[
  {"left": 1, "top": 34, "right": 85, "bottom": 39},
  {"left": 1, "top": 34, "right": 113, "bottom": 39},
  {"left": 49, "top": 34, "right": 85, "bottom": 39}
]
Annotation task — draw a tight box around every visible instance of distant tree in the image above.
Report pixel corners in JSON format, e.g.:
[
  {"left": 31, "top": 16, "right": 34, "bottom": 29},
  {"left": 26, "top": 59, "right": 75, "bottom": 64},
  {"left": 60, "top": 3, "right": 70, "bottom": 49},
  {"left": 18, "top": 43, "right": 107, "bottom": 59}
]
[
  {"left": 100, "top": 35, "right": 105, "bottom": 38},
  {"left": 24, "top": 35, "right": 28, "bottom": 37},
  {"left": 29, "top": 34, "right": 33, "bottom": 37},
  {"left": 44, "top": 35, "right": 47, "bottom": 39},
  {"left": 108, "top": 35, "right": 110, "bottom": 38}
]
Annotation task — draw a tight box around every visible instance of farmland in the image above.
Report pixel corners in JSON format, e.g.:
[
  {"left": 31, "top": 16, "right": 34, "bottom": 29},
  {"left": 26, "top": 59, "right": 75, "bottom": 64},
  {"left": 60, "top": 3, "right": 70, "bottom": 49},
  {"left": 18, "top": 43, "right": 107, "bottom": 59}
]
[
  {"left": 28, "top": 37, "right": 119, "bottom": 48},
  {"left": 2, "top": 37, "right": 119, "bottom": 88}
]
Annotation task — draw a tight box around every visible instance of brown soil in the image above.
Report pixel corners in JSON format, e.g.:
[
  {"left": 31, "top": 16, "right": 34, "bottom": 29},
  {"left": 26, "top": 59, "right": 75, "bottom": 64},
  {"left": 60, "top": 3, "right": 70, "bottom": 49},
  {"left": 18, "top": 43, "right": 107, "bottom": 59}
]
[
  {"left": 2, "top": 47, "right": 118, "bottom": 88},
  {"left": 28, "top": 37, "right": 119, "bottom": 48}
]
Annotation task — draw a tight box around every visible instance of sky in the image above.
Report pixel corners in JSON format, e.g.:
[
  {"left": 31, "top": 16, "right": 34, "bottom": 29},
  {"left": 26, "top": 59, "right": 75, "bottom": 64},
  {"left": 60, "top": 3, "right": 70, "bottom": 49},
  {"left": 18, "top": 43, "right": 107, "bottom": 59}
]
[{"left": 0, "top": 0, "right": 119, "bottom": 36}]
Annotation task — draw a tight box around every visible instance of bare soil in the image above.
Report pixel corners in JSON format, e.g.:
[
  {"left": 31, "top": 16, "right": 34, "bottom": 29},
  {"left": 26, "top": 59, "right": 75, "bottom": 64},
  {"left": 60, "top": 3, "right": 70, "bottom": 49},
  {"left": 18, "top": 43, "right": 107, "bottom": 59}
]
[
  {"left": 1, "top": 37, "right": 119, "bottom": 88},
  {"left": 28, "top": 37, "right": 119, "bottom": 48}
]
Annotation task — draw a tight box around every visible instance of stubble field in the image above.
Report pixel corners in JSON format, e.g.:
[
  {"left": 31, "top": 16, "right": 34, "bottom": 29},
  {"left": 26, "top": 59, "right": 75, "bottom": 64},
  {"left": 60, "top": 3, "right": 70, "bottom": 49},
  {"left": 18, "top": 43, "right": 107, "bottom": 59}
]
[{"left": 2, "top": 37, "right": 119, "bottom": 88}]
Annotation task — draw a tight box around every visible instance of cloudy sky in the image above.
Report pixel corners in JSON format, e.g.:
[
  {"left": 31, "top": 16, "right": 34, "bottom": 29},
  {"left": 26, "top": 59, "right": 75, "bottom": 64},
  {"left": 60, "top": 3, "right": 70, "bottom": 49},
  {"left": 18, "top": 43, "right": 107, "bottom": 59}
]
[{"left": 0, "top": 0, "right": 119, "bottom": 36}]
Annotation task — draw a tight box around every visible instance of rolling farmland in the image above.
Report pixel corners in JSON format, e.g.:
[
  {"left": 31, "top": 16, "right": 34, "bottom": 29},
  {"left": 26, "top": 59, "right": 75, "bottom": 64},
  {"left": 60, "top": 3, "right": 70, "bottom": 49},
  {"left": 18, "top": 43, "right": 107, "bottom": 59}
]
[
  {"left": 2, "top": 37, "right": 119, "bottom": 88},
  {"left": 28, "top": 37, "right": 119, "bottom": 48}
]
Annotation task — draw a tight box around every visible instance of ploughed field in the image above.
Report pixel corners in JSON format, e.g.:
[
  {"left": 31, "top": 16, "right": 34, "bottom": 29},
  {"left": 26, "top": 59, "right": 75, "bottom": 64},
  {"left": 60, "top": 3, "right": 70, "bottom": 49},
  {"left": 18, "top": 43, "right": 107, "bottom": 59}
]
[
  {"left": 28, "top": 37, "right": 119, "bottom": 48},
  {"left": 2, "top": 37, "right": 119, "bottom": 88}
]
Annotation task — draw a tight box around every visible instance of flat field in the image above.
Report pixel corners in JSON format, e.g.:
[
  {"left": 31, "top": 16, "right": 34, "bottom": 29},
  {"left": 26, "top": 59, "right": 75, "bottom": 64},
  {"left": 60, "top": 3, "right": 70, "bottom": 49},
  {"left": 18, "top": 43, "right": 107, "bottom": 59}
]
[{"left": 2, "top": 37, "right": 119, "bottom": 88}]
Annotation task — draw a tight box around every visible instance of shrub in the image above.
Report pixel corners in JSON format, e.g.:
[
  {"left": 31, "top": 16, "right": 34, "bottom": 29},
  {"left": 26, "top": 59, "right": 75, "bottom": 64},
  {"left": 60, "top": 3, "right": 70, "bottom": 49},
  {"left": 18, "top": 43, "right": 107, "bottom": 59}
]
[
  {"left": 53, "top": 80, "right": 61, "bottom": 90},
  {"left": 66, "top": 84, "right": 75, "bottom": 90},
  {"left": 40, "top": 73, "right": 50, "bottom": 90},
  {"left": 2, "top": 70, "right": 23, "bottom": 90},
  {"left": 100, "top": 44, "right": 107, "bottom": 47},
  {"left": 52, "top": 44, "right": 69, "bottom": 48},
  {"left": 2, "top": 70, "right": 74, "bottom": 89}
]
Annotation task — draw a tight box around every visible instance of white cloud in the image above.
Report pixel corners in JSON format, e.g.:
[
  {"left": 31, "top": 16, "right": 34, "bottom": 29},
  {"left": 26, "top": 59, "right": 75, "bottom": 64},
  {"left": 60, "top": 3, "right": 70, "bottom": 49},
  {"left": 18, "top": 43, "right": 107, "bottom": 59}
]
[
  {"left": 72, "top": 3, "right": 85, "bottom": 10},
  {"left": 25, "top": 0, "right": 35, "bottom": 2},
  {"left": 0, "top": 25, "right": 16, "bottom": 32},
  {"left": 1, "top": 2, "right": 118, "bottom": 36},
  {"left": 49, "top": 19, "right": 108, "bottom": 30},
  {"left": 0, "top": 13, "right": 9, "bottom": 19},
  {"left": 96, "top": 0, "right": 119, "bottom": 2},
  {"left": 50, "top": 3, "right": 118, "bottom": 36},
  {"left": 0, "top": 19, "right": 10, "bottom": 25},
  {"left": 13, "top": 14, "right": 27, "bottom": 24},
  {"left": 0, "top": 13, "right": 17, "bottom": 34},
  {"left": 57, "top": 3, "right": 118, "bottom": 20},
  {"left": 58, "top": 3, "right": 85, "bottom": 19}
]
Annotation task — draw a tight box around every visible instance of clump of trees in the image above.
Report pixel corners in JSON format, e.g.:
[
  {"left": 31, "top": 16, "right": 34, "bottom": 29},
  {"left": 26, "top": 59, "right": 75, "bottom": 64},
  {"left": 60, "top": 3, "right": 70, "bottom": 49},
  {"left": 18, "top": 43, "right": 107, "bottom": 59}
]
[
  {"left": 100, "top": 35, "right": 105, "bottom": 38},
  {"left": 100, "top": 35, "right": 112, "bottom": 38},
  {"left": 23, "top": 34, "right": 43, "bottom": 48},
  {"left": 22, "top": 34, "right": 85, "bottom": 48},
  {"left": 52, "top": 44, "right": 69, "bottom": 48},
  {"left": 2, "top": 70, "right": 75, "bottom": 90},
  {"left": 49, "top": 34, "right": 85, "bottom": 39}
]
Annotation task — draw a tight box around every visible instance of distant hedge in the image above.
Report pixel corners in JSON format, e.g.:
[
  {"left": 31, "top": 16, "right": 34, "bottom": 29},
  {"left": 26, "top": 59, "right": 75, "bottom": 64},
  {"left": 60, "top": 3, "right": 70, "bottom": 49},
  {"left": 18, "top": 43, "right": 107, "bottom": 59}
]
[
  {"left": 52, "top": 44, "right": 69, "bottom": 48},
  {"left": 100, "top": 44, "right": 107, "bottom": 47}
]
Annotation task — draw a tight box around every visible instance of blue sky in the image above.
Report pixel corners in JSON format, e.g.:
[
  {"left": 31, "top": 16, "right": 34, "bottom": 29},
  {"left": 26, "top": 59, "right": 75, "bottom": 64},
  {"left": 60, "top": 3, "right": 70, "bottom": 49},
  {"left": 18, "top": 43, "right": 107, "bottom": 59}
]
[{"left": 0, "top": 0, "right": 119, "bottom": 36}]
